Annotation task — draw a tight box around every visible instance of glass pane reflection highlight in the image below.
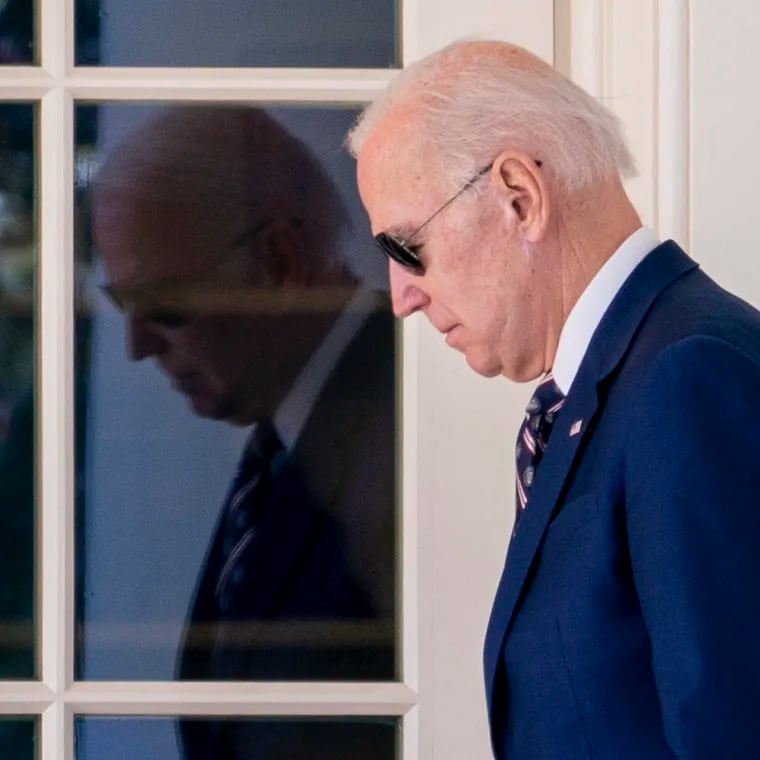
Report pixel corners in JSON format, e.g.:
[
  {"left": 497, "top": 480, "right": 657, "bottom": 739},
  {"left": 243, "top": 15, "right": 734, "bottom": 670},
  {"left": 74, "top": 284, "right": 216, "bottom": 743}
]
[
  {"left": 74, "top": 103, "right": 397, "bottom": 682},
  {"left": 75, "top": 0, "right": 397, "bottom": 67},
  {"left": 0, "top": 103, "right": 35, "bottom": 679},
  {"left": 76, "top": 716, "right": 398, "bottom": 760}
]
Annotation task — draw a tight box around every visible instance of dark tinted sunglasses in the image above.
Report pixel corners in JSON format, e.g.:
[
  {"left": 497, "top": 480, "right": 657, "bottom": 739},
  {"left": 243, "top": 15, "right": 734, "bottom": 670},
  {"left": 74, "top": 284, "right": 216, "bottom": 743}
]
[
  {"left": 375, "top": 159, "right": 542, "bottom": 275},
  {"left": 100, "top": 283, "right": 190, "bottom": 328}
]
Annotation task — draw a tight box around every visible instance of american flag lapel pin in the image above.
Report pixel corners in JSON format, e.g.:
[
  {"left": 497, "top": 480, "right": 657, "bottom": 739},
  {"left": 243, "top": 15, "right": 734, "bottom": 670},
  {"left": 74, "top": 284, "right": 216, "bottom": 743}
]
[{"left": 569, "top": 419, "right": 583, "bottom": 437}]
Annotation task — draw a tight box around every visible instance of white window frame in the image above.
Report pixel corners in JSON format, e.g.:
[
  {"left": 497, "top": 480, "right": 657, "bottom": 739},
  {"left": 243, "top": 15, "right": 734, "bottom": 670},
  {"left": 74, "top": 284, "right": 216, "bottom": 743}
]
[{"left": 0, "top": 1, "right": 556, "bottom": 758}]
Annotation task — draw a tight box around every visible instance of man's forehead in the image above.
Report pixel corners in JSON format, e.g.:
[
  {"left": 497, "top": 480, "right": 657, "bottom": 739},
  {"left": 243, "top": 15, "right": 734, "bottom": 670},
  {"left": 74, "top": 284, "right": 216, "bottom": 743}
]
[
  {"left": 94, "top": 193, "right": 224, "bottom": 287},
  {"left": 359, "top": 102, "right": 432, "bottom": 171},
  {"left": 357, "top": 110, "right": 440, "bottom": 235},
  {"left": 357, "top": 161, "right": 431, "bottom": 238}
]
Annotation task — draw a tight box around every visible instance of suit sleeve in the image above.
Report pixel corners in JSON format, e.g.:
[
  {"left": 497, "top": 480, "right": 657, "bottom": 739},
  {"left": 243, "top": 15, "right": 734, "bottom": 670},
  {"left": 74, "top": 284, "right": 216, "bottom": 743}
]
[{"left": 625, "top": 335, "right": 760, "bottom": 758}]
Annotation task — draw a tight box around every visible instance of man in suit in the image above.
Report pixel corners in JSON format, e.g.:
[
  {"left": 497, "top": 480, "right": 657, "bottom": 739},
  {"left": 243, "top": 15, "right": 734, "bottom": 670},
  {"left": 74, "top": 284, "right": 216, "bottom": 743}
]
[
  {"left": 92, "top": 106, "right": 396, "bottom": 758},
  {"left": 349, "top": 40, "right": 760, "bottom": 758}
]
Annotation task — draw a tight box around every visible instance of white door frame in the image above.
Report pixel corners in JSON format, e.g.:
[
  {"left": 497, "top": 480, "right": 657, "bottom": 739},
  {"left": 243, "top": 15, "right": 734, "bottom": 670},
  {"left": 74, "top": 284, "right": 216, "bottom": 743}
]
[{"left": 0, "top": 2, "right": 558, "bottom": 758}]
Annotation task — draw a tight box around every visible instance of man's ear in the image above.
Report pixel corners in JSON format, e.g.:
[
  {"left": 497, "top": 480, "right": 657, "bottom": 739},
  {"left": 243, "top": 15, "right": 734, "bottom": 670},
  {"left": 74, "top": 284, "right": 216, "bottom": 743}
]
[
  {"left": 490, "top": 151, "right": 550, "bottom": 243},
  {"left": 252, "top": 218, "right": 310, "bottom": 285}
]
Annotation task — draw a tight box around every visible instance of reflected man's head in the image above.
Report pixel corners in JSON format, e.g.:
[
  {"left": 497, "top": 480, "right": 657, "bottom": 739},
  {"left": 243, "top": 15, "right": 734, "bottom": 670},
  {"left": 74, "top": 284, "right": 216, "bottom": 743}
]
[
  {"left": 349, "top": 40, "right": 638, "bottom": 383},
  {"left": 93, "top": 106, "right": 356, "bottom": 424}
]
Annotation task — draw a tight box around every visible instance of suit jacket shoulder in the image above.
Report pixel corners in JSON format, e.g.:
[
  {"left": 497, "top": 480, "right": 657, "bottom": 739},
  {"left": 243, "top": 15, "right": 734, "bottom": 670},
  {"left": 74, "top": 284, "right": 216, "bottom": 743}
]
[{"left": 485, "top": 242, "right": 760, "bottom": 760}]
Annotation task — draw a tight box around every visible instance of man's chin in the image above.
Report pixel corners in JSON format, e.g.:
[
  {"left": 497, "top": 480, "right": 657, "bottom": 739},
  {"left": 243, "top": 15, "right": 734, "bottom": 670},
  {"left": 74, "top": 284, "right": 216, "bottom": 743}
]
[
  {"left": 464, "top": 350, "right": 502, "bottom": 378},
  {"left": 185, "top": 392, "right": 229, "bottom": 421}
]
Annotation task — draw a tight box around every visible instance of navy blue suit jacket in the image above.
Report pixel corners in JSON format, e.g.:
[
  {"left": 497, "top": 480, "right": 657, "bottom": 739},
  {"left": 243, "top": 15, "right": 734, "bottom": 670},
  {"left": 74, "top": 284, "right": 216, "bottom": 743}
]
[{"left": 484, "top": 242, "right": 760, "bottom": 759}]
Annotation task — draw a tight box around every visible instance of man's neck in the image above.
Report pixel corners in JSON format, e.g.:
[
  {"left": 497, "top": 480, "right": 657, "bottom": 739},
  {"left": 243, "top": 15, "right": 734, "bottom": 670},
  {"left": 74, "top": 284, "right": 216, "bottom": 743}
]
[{"left": 544, "top": 187, "right": 642, "bottom": 372}]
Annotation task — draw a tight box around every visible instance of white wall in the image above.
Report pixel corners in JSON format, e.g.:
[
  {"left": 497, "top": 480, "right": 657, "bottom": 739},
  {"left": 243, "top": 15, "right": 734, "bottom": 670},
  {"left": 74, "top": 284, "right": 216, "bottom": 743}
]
[
  {"left": 690, "top": 0, "right": 760, "bottom": 303},
  {"left": 557, "top": 1, "right": 760, "bottom": 318}
]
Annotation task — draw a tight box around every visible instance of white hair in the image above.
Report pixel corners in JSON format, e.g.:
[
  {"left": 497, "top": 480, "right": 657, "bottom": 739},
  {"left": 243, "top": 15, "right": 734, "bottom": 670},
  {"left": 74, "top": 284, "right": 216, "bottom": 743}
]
[{"left": 347, "top": 40, "right": 636, "bottom": 197}]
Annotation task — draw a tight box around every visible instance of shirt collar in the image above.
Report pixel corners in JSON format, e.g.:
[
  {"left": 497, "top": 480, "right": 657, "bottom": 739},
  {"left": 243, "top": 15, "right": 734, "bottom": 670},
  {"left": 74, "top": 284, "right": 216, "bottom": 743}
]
[
  {"left": 552, "top": 226, "right": 661, "bottom": 395},
  {"left": 272, "top": 286, "right": 378, "bottom": 452}
]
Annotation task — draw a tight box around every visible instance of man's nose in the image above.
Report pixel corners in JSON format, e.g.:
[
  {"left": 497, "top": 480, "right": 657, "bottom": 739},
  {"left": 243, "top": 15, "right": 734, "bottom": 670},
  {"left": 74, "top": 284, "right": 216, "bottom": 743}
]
[
  {"left": 388, "top": 260, "right": 430, "bottom": 318},
  {"left": 125, "top": 315, "right": 167, "bottom": 361}
]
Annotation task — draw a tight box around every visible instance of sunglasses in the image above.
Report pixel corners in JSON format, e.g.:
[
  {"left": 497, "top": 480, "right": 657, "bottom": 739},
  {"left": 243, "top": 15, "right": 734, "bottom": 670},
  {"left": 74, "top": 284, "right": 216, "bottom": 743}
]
[
  {"left": 100, "top": 283, "right": 192, "bottom": 328},
  {"left": 374, "top": 159, "right": 542, "bottom": 275},
  {"left": 98, "top": 219, "right": 275, "bottom": 328}
]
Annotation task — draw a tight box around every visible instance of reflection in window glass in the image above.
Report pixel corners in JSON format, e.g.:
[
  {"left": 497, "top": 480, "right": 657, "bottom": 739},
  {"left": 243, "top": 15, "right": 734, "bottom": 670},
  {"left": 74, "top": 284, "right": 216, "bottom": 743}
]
[
  {"left": 75, "top": 0, "right": 397, "bottom": 67},
  {"left": 75, "top": 103, "right": 397, "bottom": 683},
  {"left": 0, "top": 0, "right": 34, "bottom": 64},
  {"left": 0, "top": 717, "right": 36, "bottom": 760},
  {"left": 76, "top": 716, "right": 398, "bottom": 760},
  {"left": 0, "top": 103, "right": 35, "bottom": 679}
]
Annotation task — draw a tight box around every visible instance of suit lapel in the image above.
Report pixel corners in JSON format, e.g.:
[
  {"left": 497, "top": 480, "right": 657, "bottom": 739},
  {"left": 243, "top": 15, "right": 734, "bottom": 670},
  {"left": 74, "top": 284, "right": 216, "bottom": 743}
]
[
  {"left": 483, "top": 378, "right": 601, "bottom": 713},
  {"left": 483, "top": 241, "right": 698, "bottom": 718}
]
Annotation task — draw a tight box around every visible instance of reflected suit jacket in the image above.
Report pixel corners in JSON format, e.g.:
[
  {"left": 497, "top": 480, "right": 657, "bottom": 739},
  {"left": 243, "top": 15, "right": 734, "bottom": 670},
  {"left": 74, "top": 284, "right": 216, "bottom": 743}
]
[
  {"left": 177, "top": 307, "right": 396, "bottom": 760},
  {"left": 484, "top": 242, "right": 760, "bottom": 759}
]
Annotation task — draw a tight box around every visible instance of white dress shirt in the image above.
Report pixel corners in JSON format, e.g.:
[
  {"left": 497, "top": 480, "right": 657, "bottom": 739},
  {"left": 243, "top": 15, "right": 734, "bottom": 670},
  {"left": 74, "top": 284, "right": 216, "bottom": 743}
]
[
  {"left": 273, "top": 286, "right": 378, "bottom": 452},
  {"left": 552, "top": 226, "right": 661, "bottom": 395}
]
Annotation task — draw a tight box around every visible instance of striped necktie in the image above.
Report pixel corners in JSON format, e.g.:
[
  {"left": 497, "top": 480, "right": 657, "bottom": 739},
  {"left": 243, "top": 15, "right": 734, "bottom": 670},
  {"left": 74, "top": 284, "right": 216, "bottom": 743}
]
[
  {"left": 515, "top": 373, "right": 566, "bottom": 523},
  {"left": 214, "top": 420, "right": 283, "bottom": 613}
]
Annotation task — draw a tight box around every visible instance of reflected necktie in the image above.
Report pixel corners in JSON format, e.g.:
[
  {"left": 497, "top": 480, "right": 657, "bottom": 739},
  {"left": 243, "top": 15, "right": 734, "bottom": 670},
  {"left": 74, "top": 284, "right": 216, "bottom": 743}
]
[
  {"left": 515, "top": 373, "right": 566, "bottom": 523},
  {"left": 214, "top": 420, "right": 283, "bottom": 614}
]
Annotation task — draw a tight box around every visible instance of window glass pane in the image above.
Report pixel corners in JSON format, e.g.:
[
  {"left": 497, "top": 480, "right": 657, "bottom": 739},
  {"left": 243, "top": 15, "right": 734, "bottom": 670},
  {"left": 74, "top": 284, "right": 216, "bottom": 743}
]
[
  {"left": 0, "top": 103, "right": 35, "bottom": 679},
  {"left": 74, "top": 103, "right": 397, "bottom": 682},
  {"left": 0, "top": 717, "right": 37, "bottom": 760},
  {"left": 76, "top": 716, "right": 399, "bottom": 760},
  {"left": 0, "top": 1, "right": 34, "bottom": 64},
  {"left": 75, "top": 0, "right": 397, "bottom": 67}
]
